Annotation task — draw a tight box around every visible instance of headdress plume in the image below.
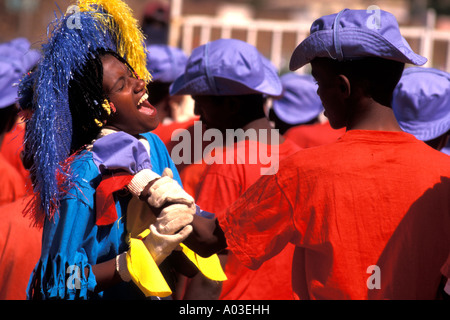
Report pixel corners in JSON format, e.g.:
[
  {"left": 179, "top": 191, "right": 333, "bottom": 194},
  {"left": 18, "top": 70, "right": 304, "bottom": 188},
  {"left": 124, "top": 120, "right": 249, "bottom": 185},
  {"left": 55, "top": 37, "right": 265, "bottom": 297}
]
[{"left": 19, "top": 0, "right": 150, "bottom": 226}]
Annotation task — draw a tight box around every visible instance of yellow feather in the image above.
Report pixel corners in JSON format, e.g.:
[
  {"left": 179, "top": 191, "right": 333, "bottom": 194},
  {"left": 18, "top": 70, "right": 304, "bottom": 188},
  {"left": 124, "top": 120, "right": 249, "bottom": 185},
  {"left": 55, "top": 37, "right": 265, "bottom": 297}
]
[{"left": 77, "top": 0, "right": 152, "bottom": 83}]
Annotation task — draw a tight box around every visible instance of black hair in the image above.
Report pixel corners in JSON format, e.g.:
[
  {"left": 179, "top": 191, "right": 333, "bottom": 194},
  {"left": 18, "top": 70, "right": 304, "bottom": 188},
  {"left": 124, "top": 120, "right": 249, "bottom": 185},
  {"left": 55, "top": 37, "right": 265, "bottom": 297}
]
[
  {"left": 68, "top": 49, "right": 136, "bottom": 153},
  {"left": 0, "top": 104, "right": 19, "bottom": 135},
  {"left": 316, "top": 57, "right": 405, "bottom": 107}
]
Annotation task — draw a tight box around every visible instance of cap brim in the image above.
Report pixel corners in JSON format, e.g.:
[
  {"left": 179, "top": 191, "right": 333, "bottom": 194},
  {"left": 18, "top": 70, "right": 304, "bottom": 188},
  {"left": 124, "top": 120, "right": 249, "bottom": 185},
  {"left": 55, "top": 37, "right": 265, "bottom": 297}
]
[
  {"left": 170, "top": 55, "right": 282, "bottom": 97},
  {"left": 289, "top": 29, "right": 428, "bottom": 71}
]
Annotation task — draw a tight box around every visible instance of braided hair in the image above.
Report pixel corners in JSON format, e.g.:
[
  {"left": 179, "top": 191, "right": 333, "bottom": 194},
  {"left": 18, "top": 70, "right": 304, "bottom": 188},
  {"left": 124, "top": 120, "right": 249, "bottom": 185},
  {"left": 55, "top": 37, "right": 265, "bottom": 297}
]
[{"left": 68, "top": 49, "right": 137, "bottom": 153}]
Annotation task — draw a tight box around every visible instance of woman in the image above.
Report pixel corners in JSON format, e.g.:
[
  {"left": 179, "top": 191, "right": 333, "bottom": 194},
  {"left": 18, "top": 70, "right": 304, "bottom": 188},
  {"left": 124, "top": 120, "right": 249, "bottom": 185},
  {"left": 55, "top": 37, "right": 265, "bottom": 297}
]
[{"left": 20, "top": 0, "right": 221, "bottom": 300}]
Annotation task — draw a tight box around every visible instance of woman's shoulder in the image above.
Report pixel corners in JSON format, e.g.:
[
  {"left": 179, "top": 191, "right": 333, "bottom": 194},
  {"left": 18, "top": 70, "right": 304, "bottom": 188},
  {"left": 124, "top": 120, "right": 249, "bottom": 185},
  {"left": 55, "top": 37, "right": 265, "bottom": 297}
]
[
  {"left": 140, "top": 131, "right": 165, "bottom": 148},
  {"left": 68, "top": 150, "right": 101, "bottom": 187}
]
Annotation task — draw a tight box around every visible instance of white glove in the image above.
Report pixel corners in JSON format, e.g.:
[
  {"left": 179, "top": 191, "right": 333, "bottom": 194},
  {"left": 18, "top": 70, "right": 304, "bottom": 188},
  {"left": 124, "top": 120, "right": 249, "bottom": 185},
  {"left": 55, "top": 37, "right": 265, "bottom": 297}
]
[
  {"left": 127, "top": 168, "right": 161, "bottom": 198},
  {"left": 146, "top": 168, "right": 195, "bottom": 208},
  {"left": 155, "top": 203, "right": 196, "bottom": 235},
  {"left": 143, "top": 223, "right": 193, "bottom": 265}
]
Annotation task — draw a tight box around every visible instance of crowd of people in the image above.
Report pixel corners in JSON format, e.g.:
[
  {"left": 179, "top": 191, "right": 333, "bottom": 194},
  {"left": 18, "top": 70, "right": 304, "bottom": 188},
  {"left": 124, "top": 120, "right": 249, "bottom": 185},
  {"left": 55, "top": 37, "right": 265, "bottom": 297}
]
[{"left": 0, "top": 0, "right": 449, "bottom": 301}]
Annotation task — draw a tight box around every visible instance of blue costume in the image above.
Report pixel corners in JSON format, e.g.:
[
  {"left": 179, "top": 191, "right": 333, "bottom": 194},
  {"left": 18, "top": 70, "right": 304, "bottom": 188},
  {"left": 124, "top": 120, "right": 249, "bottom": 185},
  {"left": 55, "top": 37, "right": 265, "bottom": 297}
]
[{"left": 27, "top": 132, "right": 181, "bottom": 299}]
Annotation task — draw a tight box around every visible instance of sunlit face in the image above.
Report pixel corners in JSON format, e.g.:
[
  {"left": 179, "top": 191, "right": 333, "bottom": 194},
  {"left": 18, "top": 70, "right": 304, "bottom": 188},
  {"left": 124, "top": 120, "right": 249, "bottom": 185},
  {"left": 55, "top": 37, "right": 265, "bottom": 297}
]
[
  {"left": 101, "top": 55, "right": 159, "bottom": 135},
  {"left": 311, "top": 59, "right": 348, "bottom": 129}
]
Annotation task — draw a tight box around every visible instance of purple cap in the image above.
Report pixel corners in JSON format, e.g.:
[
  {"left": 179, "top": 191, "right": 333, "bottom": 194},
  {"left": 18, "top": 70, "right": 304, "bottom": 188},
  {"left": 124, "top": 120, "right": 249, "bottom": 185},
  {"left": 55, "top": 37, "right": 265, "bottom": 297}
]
[
  {"left": 146, "top": 44, "right": 188, "bottom": 83},
  {"left": 272, "top": 73, "right": 323, "bottom": 124},
  {"left": 170, "top": 38, "right": 282, "bottom": 96},
  {"left": 0, "top": 38, "right": 41, "bottom": 109},
  {"left": 290, "top": 9, "right": 427, "bottom": 71},
  {"left": 392, "top": 67, "right": 450, "bottom": 141}
]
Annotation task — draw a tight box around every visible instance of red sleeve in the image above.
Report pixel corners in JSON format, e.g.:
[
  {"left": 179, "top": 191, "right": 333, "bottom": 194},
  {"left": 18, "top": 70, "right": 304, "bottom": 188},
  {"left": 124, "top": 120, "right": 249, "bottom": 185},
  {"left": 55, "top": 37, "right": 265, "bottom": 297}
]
[
  {"left": 196, "top": 164, "right": 242, "bottom": 221},
  {"left": 220, "top": 173, "right": 295, "bottom": 270}
]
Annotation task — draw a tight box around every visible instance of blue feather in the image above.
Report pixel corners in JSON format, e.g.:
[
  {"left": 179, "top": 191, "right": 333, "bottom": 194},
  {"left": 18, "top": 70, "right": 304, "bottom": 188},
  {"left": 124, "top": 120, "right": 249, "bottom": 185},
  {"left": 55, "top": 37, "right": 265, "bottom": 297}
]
[{"left": 19, "top": 10, "right": 117, "bottom": 221}]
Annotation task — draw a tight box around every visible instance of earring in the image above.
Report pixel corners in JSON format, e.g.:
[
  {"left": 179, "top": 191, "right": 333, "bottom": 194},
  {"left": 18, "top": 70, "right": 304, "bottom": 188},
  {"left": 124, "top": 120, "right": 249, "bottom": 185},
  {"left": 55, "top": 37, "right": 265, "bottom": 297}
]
[
  {"left": 109, "top": 102, "right": 116, "bottom": 113},
  {"left": 102, "top": 99, "right": 112, "bottom": 116},
  {"left": 94, "top": 118, "right": 104, "bottom": 127}
]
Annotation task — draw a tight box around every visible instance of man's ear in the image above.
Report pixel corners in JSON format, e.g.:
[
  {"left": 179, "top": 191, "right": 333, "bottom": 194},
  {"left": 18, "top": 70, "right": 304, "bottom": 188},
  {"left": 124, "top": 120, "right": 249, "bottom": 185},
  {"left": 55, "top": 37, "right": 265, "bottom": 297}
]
[{"left": 337, "top": 74, "right": 351, "bottom": 99}]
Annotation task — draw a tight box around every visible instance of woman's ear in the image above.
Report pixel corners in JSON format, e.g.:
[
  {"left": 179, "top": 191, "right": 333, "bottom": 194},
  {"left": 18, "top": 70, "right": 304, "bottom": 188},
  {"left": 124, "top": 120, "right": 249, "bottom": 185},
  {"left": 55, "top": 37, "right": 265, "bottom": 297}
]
[{"left": 337, "top": 74, "right": 351, "bottom": 98}]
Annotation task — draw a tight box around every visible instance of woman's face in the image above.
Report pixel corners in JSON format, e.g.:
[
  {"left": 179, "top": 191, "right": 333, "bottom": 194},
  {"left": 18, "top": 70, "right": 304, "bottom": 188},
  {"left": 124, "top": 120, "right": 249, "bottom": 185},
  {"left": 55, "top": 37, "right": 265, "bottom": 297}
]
[{"left": 101, "top": 54, "right": 159, "bottom": 135}]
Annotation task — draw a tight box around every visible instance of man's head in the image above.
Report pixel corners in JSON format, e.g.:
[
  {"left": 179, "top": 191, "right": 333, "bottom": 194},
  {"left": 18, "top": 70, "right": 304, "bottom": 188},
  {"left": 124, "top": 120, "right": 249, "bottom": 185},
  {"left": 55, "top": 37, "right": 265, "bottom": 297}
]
[
  {"left": 310, "top": 57, "right": 404, "bottom": 128},
  {"left": 0, "top": 38, "right": 40, "bottom": 137},
  {"left": 170, "top": 38, "right": 281, "bottom": 131},
  {"left": 289, "top": 9, "right": 425, "bottom": 129},
  {"left": 192, "top": 94, "right": 266, "bottom": 132}
]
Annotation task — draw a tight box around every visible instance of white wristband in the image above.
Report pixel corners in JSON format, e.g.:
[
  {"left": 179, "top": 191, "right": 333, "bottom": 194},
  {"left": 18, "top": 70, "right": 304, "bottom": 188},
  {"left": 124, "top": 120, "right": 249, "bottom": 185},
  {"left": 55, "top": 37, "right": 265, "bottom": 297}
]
[
  {"left": 115, "top": 252, "right": 132, "bottom": 282},
  {"left": 127, "top": 169, "right": 161, "bottom": 197}
]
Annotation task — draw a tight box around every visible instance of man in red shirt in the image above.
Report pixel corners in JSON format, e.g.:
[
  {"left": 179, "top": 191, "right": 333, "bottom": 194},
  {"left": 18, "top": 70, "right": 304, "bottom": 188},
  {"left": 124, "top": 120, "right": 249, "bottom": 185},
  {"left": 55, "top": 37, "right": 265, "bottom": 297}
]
[
  {"left": 169, "top": 38, "right": 301, "bottom": 299},
  {"left": 0, "top": 38, "right": 42, "bottom": 299},
  {"left": 153, "top": 9, "right": 449, "bottom": 300},
  {"left": 0, "top": 38, "right": 40, "bottom": 205}
]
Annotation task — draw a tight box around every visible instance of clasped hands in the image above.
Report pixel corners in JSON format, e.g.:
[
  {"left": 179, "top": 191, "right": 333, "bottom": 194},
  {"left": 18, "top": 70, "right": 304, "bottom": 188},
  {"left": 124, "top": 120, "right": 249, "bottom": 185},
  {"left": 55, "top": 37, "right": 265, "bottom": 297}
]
[{"left": 127, "top": 168, "right": 196, "bottom": 265}]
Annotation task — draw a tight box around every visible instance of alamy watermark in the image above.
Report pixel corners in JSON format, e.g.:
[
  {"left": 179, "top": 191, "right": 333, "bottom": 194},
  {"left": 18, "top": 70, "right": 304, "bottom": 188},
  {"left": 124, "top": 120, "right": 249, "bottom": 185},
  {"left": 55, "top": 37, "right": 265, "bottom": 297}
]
[
  {"left": 66, "top": 5, "right": 81, "bottom": 29},
  {"left": 367, "top": 265, "right": 381, "bottom": 289},
  {"left": 169, "top": 121, "right": 281, "bottom": 175},
  {"left": 66, "top": 265, "right": 82, "bottom": 290},
  {"left": 366, "top": 5, "right": 381, "bottom": 30}
]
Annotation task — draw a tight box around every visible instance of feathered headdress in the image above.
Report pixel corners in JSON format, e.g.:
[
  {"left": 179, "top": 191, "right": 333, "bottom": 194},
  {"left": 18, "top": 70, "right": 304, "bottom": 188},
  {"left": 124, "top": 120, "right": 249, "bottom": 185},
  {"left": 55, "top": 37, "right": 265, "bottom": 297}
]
[{"left": 19, "top": 0, "right": 151, "bottom": 226}]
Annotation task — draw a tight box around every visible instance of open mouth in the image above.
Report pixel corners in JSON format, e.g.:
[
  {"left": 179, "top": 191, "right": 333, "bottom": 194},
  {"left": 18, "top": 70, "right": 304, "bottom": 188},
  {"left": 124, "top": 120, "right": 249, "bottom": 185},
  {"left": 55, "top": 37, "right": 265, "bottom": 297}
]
[{"left": 137, "top": 93, "right": 157, "bottom": 117}]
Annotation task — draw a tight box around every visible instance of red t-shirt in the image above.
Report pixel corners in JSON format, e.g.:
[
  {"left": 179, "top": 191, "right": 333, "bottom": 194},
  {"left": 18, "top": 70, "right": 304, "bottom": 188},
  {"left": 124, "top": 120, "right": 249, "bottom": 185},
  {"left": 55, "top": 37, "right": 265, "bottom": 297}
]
[
  {"left": 222, "top": 130, "right": 450, "bottom": 300},
  {"left": 196, "top": 138, "right": 301, "bottom": 300},
  {"left": 0, "top": 122, "right": 30, "bottom": 186},
  {"left": 0, "top": 153, "right": 26, "bottom": 206},
  {"left": 0, "top": 195, "right": 42, "bottom": 299},
  {"left": 152, "top": 118, "right": 198, "bottom": 147},
  {"left": 179, "top": 161, "right": 208, "bottom": 198},
  {"left": 284, "top": 121, "right": 345, "bottom": 148}
]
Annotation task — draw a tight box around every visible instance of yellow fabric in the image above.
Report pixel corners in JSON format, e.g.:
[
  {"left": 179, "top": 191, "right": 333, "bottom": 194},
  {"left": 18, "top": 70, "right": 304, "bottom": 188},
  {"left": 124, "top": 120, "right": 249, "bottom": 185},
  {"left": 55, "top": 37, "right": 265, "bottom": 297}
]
[
  {"left": 78, "top": 0, "right": 151, "bottom": 83},
  {"left": 127, "top": 231, "right": 172, "bottom": 297},
  {"left": 125, "top": 196, "right": 226, "bottom": 297},
  {"left": 180, "top": 243, "right": 227, "bottom": 281}
]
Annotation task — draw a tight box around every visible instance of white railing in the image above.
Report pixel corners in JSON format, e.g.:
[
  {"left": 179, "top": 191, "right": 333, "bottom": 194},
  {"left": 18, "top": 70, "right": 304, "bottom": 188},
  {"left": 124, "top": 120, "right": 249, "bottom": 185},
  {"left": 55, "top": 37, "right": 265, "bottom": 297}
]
[{"left": 169, "top": 9, "right": 450, "bottom": 73}]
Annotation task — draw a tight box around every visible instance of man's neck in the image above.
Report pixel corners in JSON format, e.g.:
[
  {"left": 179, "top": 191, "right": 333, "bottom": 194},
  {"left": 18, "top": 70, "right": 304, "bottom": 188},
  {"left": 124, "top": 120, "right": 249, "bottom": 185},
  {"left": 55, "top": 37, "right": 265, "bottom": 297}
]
[{"left": 346, "top": 98, "right": 403, "bottom": 132}]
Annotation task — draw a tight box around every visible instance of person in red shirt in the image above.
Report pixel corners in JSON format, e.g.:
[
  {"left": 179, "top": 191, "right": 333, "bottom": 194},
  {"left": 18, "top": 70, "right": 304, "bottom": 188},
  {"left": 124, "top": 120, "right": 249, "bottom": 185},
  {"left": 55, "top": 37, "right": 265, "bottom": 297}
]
[
  {"left": 0, "top": 195, "right": 41, "bottom": 300},
  {"left": 1, "top": 121, "right": 30, "bottom": 185},
  {"left": 0, "top": 38, "right": 42, "bottom": 299},
  {"left": 0, "top": 38, "right": 40, "bottom": 205},
  {"left": 0, "top": 38, "right": 40, "bottom": 189},
  {"left": 151, "top": 9, "right": 450, "bottom": 300},
  {"left": 169, "top": 38, "right": 301, "bottom": 300}
]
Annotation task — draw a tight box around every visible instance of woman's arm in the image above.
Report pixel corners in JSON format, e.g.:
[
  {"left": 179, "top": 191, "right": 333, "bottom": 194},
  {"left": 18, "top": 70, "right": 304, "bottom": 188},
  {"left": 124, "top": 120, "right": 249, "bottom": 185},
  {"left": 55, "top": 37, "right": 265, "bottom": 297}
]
[{"left": 87, "top": 258, "right": 122, "bottom": 293}]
